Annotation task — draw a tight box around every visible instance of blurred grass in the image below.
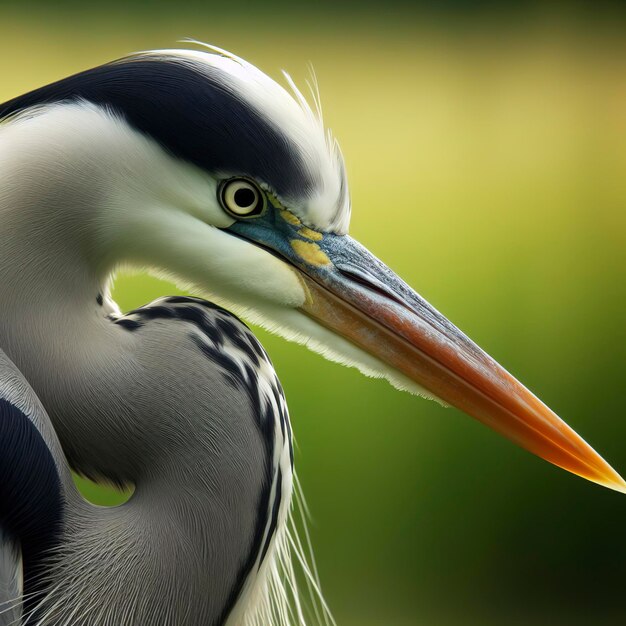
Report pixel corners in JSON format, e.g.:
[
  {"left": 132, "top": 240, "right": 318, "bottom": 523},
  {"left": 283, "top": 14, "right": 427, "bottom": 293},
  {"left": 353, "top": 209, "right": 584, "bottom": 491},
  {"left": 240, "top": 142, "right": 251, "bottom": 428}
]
[{"left": 2, "top": 7, "right": 625, "bottom": 625}]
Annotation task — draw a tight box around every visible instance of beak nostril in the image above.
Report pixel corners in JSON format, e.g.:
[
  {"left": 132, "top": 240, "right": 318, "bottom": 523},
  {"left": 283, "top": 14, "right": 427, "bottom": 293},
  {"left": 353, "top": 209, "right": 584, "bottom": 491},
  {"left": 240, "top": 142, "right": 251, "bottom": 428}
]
[{"left": 335, "top": 263, "right": 411, "bottom": 312}]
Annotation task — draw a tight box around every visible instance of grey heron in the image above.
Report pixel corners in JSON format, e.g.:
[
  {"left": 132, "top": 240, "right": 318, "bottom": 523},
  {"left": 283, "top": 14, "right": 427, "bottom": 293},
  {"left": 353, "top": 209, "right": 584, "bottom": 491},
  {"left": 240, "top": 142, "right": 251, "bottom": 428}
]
[{"left": 0, "top": 44, "right": 623, "bottom": 625}]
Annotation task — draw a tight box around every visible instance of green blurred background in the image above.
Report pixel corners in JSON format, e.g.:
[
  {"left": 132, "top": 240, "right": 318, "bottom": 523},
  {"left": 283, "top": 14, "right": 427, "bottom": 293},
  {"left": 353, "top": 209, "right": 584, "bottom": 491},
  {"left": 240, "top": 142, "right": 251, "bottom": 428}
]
[{"left": 2, "top": 2, "right": 625, "bottom": 624}]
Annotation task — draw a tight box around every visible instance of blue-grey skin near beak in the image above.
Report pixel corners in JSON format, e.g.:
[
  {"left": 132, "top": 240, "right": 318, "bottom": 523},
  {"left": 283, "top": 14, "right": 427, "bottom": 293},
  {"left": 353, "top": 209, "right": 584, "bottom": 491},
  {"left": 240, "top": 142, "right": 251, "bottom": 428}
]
[{"left": 226, "top": 200, "right": 626, "bottom": 493}]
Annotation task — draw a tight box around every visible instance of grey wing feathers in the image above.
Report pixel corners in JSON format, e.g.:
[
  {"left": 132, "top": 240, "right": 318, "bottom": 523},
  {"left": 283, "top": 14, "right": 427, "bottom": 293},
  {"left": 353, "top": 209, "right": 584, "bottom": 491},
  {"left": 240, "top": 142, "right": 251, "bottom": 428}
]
[{"left": 0, "top": 531, "right": 22, "bottom": 626}]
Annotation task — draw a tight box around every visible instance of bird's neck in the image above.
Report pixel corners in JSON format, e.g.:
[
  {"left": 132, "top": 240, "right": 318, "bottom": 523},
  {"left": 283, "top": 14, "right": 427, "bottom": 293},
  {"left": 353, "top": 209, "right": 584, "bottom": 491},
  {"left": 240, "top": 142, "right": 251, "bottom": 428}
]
[
  {"left": 0, "top": 105, "right": 292, "bottom": 625},
  {"left": 0, "top": 103, "right": 206, "bottom": 390}
]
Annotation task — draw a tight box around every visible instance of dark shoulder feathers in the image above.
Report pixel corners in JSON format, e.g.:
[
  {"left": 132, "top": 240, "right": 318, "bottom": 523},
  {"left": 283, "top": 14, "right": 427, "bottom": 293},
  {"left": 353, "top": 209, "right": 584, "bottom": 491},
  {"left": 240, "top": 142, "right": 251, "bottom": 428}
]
[{"left": 0, "top": 398, "right": 64, "bottom": 604}]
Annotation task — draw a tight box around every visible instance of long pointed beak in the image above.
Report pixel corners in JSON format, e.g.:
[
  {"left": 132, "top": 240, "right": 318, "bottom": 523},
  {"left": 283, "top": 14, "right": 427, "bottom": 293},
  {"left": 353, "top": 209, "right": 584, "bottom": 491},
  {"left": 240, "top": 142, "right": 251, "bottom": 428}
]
[{"left": 228, "top": 217, "right": 625, "bottom": 493}]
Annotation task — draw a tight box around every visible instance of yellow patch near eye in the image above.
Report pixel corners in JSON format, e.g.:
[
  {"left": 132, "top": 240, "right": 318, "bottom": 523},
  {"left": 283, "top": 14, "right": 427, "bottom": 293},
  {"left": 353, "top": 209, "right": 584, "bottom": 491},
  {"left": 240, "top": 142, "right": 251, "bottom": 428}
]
[
  {"left": 290, "top": 240, "right": 331, "bottom": 266},
  {"left": 266, "top": 192, "right": 286, "bottom": 210},
  {"left": 298, "top": 227, "right": 323, "bottom": 241},
  {"left": 279, "top": 209, "right": 301, "bottom": 226}
]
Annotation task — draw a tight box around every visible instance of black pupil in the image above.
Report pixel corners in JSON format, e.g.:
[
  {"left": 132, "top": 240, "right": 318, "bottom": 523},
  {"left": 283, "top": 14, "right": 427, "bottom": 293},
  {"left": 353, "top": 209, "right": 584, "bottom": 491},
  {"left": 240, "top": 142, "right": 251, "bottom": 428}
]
[{"left": 234, "top": 187, "right": 256, "bottom": 208}]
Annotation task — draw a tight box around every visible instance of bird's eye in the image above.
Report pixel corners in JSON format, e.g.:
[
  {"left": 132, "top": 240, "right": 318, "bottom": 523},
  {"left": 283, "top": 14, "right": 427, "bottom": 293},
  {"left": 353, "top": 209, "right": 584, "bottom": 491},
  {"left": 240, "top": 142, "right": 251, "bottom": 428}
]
[{"left": 219, "top": 178, "right": 266, "bottom": 218}]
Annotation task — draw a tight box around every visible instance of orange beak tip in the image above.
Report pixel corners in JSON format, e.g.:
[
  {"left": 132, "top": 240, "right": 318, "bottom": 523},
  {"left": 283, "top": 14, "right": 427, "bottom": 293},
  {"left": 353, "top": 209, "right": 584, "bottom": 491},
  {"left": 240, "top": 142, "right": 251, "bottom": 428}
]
[{"left": 603, "top": 475, "right": 626, "bottom": 495}]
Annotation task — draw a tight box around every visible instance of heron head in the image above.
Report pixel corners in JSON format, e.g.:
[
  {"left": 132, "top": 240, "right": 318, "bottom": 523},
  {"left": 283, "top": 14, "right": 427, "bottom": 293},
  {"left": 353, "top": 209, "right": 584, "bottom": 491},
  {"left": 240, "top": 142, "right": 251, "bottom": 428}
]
[
  {"left": 128, "top": 47, "right": 626, "bottom": 493},
  {"left": 4, "top": 45, "right": 622, "bottom": 493}
]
